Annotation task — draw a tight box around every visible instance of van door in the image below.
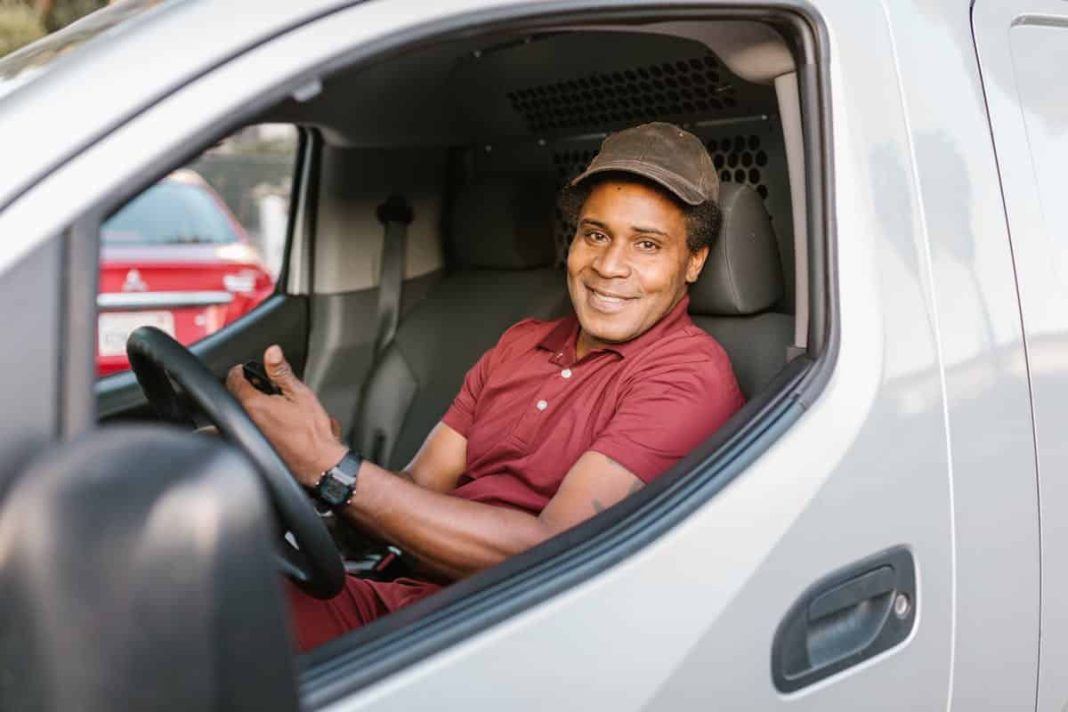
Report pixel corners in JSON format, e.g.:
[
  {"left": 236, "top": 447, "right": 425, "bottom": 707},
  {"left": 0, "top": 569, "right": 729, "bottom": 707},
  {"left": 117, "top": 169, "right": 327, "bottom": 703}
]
[
  {"left": 973, "top": 4, "right": 1068, "bottom": 711},
  {"left": 301, "top": 1, "right": 969, "bottom": 708},
  {"left": 0, "top": 0, "right": 1026, "bottom": 709}
]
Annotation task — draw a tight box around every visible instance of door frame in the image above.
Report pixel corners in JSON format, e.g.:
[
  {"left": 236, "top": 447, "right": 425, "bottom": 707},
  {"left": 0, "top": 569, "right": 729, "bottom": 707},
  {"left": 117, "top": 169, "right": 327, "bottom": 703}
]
[{"left": 4, "top": 0, "right": 836, "bottom": 704}]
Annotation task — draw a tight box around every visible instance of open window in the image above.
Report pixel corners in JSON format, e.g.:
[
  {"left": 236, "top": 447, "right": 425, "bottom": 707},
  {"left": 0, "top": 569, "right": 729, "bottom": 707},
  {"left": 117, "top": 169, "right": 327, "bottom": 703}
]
[
  {"left": 286, "top": 23, "right": 818, "bottom": 471},
  {"left": 253, "top": 11, "right": 824, "bottom": 694}
]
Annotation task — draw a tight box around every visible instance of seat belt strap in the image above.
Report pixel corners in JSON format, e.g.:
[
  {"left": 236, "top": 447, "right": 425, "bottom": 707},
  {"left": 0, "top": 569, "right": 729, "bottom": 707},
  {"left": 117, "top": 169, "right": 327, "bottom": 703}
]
[{"left": 373, "top": 195, "right": 414, "bottom": 359}]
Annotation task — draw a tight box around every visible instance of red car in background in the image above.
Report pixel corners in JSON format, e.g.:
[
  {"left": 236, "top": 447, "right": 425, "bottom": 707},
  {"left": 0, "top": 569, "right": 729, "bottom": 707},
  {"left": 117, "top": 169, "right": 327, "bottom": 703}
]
[{"left": 97, "top": 169, "right": 275, "bottom": 377}]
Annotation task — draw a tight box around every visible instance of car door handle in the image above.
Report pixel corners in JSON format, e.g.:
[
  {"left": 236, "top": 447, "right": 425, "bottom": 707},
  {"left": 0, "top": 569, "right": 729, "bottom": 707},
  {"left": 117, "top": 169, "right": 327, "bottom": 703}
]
[
  {"left": 808, "top": 565, "right": 894, "bottom": 620},
  {"left": 772, "top": 547, "right": 916, "bottom": 692}
]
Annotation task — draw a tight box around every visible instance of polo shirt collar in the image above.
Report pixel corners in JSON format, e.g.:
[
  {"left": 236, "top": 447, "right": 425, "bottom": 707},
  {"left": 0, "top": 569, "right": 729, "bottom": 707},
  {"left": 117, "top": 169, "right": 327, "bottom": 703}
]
[{"left": 538, "top": 294, "right": 693, "bottom": 363}]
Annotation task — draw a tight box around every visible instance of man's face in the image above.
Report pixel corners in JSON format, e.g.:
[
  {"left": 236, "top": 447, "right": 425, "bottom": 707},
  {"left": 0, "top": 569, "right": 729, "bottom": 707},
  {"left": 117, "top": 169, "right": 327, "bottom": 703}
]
[{"left": 567, "top": 179, "right": 710, "bottom": 355}]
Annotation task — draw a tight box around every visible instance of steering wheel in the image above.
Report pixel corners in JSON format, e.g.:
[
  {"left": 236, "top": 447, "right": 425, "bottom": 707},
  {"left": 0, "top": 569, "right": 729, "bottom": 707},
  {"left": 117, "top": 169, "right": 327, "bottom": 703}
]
[{"left": 126, "top": 326, "right": 345, "bottom": 600}]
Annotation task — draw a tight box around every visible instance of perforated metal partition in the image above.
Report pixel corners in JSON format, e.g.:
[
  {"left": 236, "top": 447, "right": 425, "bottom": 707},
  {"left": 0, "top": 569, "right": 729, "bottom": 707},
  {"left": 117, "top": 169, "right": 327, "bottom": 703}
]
[
  {"left": 709, "top": 133, "right": 772, "bottom": 200},
  {"left": 507, "top": 54, "right": 740, "bottom": 132}
]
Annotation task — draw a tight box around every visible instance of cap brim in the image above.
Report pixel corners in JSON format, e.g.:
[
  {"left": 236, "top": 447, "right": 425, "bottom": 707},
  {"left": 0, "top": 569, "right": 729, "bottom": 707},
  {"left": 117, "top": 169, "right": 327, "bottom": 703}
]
[{"left": 569, "top": 158, "right": 710, "bottom": 205}]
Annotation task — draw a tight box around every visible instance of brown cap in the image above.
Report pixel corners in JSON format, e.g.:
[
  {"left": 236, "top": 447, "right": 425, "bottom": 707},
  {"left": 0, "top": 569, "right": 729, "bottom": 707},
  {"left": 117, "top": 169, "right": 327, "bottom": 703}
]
[{"left": 570, "top": 122, "right": 719, "bottom": 205}]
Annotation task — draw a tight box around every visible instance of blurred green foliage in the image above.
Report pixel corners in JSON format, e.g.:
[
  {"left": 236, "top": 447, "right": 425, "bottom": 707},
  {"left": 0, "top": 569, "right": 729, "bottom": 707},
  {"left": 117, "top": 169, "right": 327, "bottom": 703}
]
[
  {"left": 0, "top": 4, "right": 45, "bottom": 57},
  {"left": 0, "top": 0, "right": 105, "bottom": 57},
  {"left": 43, "top": 0, "right": 105, "bottom": 33}
]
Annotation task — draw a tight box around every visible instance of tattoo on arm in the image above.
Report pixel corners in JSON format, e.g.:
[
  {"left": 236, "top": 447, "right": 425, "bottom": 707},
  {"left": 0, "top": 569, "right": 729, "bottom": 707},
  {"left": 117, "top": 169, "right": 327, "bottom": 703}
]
[
  {"left": 591, "top": 481, "right": 643, "bottom": 515},
  {"left": 587, "top": 456, "right": 645, "bottom": 515}
]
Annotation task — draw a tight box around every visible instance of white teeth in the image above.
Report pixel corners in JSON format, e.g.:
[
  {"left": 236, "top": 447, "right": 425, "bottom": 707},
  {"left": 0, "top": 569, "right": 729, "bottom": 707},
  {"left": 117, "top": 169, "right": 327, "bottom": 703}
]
[
  {"left": 587, "top": 287, "right": 630, "bottom": 313},
  {"left": 591, "top": 289, "right": 625, "bottom": 302}
]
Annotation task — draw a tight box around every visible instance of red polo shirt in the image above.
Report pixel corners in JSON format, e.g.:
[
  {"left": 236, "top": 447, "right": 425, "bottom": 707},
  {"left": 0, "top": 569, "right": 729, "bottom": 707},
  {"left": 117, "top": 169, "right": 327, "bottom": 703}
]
[
  {"left": 288, "top": 296, "right": 744, "bottom": 651},
  {"left": 443, "top": 295, "right": 744, "bottom": 514}
]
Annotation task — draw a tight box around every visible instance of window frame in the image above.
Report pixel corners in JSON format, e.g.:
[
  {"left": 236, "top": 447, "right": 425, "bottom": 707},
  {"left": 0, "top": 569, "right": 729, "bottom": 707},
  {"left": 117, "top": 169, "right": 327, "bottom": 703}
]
[{"left": 47, "top": 0, "right": 836, "bottom": 703}]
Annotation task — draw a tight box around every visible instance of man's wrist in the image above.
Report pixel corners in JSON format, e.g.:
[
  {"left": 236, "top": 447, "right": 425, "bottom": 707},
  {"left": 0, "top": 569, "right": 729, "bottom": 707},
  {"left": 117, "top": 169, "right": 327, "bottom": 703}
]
[
  {"left": 314, "top": 448, "right": 363, "bottom": 509},
  {"left": 306, "top": 441, "right": 349, "bottom": 486}
]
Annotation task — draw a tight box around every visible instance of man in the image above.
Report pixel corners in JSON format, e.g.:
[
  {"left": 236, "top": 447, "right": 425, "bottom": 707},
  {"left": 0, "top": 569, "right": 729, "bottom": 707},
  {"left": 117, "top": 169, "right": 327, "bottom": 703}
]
[{"left": 226, "top": 122, "right": 745, "bottom": 651}]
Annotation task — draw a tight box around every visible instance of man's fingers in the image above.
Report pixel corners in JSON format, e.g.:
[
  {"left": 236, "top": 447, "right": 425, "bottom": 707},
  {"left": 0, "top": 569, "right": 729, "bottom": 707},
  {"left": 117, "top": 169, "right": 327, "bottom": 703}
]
[
  {"left": 225, "top": 363, "right": 261, "bottom": 404},
  {"left": 264, "top": 344, "right": 301, "bottom": 397},
  {"left": 329, "top": 416, "right": 341, "bottom": 439}
]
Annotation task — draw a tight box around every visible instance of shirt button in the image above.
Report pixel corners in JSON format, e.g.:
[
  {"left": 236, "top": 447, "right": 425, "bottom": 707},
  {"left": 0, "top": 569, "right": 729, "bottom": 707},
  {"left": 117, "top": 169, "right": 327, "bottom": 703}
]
[
  {"left": 561, "top": 368, "right": 573, "bottom": 379},
  {"left": 536, "top": 399, "right": 548, "bottom": 411}
]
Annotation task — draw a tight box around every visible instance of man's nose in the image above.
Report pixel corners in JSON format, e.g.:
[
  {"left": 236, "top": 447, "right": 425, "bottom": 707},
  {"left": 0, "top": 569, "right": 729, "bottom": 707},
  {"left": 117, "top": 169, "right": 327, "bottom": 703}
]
[{"left": 592, "top": 240, "right": 630, "bottom": 278}]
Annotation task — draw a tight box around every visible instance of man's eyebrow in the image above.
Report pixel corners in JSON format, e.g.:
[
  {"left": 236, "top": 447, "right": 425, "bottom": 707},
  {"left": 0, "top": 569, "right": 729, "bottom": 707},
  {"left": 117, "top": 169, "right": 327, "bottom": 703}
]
[{"left": 579, "top": 218, "right": 668, "bottom": 237}]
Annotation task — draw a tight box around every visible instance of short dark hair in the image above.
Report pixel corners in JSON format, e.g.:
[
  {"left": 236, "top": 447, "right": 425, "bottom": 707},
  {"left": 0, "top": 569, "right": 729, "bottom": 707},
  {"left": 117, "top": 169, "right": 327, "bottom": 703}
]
[{"left": 557, "top": 172, "right": 721, "bottom": 253}]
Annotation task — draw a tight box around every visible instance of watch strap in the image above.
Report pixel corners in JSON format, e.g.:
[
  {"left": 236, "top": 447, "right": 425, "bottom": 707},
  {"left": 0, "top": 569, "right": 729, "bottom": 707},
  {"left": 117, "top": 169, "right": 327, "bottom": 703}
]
[{"left": 314, "top": 450, "right": 363, "bottom": 509}]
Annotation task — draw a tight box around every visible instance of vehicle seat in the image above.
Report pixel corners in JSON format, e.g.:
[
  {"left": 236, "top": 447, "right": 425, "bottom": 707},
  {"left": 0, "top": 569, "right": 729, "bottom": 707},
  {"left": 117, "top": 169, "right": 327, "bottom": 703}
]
[
  {"left": 690, "top": 182, "right": 793, "bottom": 398},
  {"left": 352, "top": 176, "right": 568, "bottom": 469}
]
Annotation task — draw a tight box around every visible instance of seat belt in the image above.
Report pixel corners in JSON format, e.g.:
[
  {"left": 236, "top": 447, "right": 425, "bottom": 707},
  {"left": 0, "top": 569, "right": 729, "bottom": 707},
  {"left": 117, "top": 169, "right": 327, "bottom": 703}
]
[
  {"left": 353, "top": 195, "right": 413, "bottom": 466},
  {"left": 372, "top": 194, "right": 414, "bottom": 359}
]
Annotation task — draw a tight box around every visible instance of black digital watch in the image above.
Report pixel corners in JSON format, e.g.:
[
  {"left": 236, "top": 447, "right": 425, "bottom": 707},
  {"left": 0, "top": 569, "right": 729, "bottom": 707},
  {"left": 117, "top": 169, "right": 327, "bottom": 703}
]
[{"left": 314, "top": 450, "right": 363, "bottom": 509}]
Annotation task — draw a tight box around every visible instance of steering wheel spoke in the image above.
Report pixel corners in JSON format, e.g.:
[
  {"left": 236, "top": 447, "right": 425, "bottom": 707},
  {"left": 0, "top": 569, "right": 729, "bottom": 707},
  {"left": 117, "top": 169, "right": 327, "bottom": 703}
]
[{"left": 276, "top": 542, "right": 310, "bottom": 583}]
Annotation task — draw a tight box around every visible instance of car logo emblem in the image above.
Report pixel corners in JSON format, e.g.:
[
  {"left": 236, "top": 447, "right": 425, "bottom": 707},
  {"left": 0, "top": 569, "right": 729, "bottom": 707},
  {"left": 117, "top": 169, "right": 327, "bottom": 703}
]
[{"left": 122, "top": 269, "right": 148, "bottom": 292}]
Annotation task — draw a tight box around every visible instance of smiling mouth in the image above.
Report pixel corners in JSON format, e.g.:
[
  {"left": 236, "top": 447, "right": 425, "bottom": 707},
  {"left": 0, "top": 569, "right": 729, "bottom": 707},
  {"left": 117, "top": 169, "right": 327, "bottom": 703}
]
[{"left": 585, "top": 285, "right": 637, "bottom": 314}]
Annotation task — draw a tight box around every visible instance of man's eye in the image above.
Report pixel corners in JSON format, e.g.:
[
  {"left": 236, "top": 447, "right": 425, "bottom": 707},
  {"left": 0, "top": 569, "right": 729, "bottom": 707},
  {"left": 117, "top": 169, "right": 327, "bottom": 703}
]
[
  {"left": 637, "top": 239, "right": 660, "bottom": 251},
  {"left": 585, "top": 231, "right": 609, "bottom": 243}
]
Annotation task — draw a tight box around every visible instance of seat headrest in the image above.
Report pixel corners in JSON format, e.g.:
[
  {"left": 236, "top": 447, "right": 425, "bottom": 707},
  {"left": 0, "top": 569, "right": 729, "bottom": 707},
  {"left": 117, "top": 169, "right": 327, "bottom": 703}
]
[
  {"left": 449, "top": 177, "right": 558, "bottom": 270},
  {"left": 689, "top": 182, "right": 784, "bottom": 316}
]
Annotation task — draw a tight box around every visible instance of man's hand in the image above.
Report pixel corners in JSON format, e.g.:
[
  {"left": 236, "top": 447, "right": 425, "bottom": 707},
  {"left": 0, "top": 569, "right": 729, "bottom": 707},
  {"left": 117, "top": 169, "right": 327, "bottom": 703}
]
[{"left": 225, "top": 345, "right": 347, "bottom": 486}]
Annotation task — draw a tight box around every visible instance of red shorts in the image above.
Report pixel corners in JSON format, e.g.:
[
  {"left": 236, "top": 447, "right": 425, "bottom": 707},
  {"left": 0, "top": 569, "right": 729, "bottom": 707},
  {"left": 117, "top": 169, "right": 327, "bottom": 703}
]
[{"left": 287, "top": 576, "right": 442, "bottom": 651}]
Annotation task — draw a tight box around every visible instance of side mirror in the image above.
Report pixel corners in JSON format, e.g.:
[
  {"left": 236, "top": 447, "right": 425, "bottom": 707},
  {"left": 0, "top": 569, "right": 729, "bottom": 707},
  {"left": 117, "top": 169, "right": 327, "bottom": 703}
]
[{"left": 0, "top": 426, "right": 298, "bottom": 712}]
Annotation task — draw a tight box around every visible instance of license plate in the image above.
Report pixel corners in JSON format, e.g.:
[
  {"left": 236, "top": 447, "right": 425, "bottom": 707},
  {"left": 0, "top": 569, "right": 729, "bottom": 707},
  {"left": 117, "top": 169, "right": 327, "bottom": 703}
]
[{"left": 98, "top": 311, "right": 175, "bottom": 357}]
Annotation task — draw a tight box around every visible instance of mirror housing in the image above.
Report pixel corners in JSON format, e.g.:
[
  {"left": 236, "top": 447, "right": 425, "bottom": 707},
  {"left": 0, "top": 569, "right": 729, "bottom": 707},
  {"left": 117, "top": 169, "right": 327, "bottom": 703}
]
[{"left": 0, "top": 426, "right": 297, "bottom": 712}]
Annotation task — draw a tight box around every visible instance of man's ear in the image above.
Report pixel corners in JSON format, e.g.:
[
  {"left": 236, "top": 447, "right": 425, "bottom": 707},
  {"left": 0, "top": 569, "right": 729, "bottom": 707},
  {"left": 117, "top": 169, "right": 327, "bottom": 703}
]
[{"left": 685, "top": 245, "right": 711, "bottom": 284}]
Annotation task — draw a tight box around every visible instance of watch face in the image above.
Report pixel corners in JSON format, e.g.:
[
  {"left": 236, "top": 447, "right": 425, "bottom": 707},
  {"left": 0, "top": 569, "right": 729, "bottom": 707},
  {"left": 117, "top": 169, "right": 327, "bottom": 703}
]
[{"left": 318, "top": 475, "right": 352, "bottom": 506}]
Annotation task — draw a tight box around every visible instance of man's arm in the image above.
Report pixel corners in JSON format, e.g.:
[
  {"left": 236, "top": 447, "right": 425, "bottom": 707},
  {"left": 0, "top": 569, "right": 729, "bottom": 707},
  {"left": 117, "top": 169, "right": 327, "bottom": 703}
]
[
  {"left": 341, "top": 450, "right": 642, "bottom": 579},
  {"left": 225, "top": 345, "right": 642, "bottom": 579},
  {"left": 395, "top": 422, "right": 468, "bottom": 493}
]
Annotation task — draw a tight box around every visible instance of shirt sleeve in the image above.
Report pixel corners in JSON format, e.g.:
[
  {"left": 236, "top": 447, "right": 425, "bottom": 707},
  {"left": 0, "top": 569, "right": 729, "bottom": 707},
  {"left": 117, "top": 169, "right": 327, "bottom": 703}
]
[
  {"left": 439, "top": 318, "right": 543, "bottom": 437},
  {"left": 441, "top": 347, "right": 493, "bottom": 438},
  {"left": 589, "top": 358, "right": 745, "bottom": 483}
]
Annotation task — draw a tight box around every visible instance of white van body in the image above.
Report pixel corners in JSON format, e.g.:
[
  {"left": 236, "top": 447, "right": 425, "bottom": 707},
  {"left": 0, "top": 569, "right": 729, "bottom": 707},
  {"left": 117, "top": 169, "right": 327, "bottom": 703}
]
[{"left": 0, "top": 0, "right": 1064, "bottom": 709}]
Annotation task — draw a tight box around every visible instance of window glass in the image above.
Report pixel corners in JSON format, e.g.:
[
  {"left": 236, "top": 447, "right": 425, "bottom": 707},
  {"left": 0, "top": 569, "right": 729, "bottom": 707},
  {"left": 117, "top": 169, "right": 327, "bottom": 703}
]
[
  {"left": 96, "top": 124, "right": 298, "bottom": 378},
  {"left": 103, "top": 178, "right": 243, "bottom": 246}
]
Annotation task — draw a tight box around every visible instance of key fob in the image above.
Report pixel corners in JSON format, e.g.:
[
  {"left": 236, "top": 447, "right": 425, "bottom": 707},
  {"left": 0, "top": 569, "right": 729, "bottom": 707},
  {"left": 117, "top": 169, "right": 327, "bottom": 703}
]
[{"left": 242, "top": 360, "right": 282, "bottom": 396}]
